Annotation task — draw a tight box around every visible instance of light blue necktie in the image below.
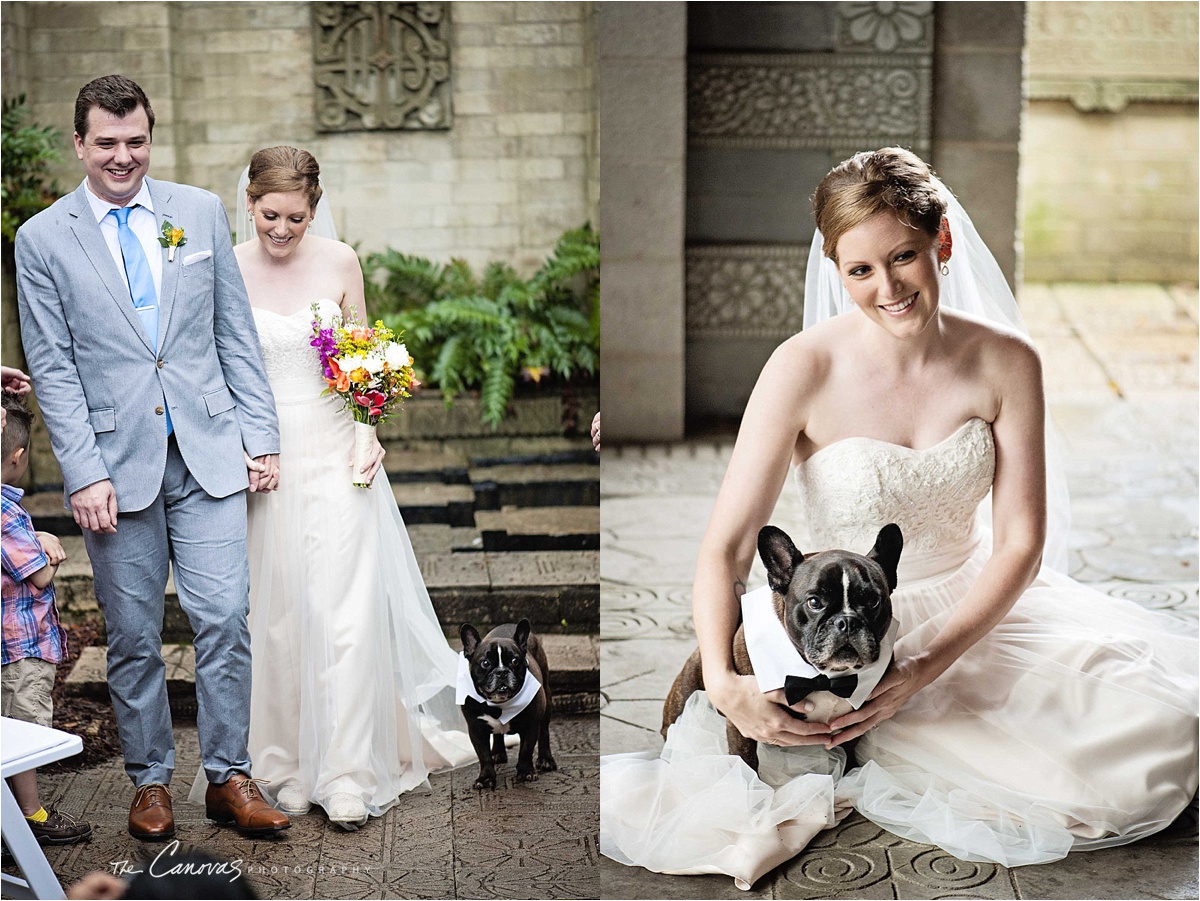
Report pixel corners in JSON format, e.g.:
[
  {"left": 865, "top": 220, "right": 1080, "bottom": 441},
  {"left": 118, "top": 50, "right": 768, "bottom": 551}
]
[{"left": 109, "top": 206, "right": 172, "bottom": 435}]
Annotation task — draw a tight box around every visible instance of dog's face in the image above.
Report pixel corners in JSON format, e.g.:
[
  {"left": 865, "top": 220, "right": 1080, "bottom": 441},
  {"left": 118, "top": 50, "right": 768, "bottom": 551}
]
[
  {"left": 758, "top": 524, "right": 902, "bottom": 674},
  {"left": 461, "top": 619, "right": 531, "bottom": 705}
]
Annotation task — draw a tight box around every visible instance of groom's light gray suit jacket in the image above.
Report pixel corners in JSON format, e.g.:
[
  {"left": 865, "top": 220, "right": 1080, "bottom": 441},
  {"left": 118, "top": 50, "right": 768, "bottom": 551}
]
[{"left": 16, "top": 177, "right": 279, "bottom": 511}]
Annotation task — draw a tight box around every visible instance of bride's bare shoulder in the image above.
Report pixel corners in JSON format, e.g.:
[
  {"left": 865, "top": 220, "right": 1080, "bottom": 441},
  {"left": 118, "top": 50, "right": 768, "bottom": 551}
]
[{"left": 753, "top": 320, "right": 838, "bottom": 399}]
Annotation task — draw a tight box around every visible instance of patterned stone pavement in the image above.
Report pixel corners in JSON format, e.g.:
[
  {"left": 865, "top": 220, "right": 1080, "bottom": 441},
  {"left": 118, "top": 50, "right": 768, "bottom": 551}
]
[
  {"left": 33, "top": 716, "right": 598, "bottom": 899},
  {"left": 600, "top": 284, "right": 1199, "bottom": 899}
]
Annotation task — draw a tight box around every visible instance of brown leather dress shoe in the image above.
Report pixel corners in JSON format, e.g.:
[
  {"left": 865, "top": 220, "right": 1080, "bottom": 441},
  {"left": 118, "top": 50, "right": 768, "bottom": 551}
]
[
  {"left": 205, "top": 773, "right": 290, "bottom": 836},
  {"left": 129, "top": 783, "right": 174, "bottom": 841}
]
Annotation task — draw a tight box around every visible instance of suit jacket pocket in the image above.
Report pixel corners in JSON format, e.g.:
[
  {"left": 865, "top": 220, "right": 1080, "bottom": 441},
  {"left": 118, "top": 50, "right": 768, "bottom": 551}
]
[
  {"left": 88, "top": 407, "right": 116, "bottom": 433},
  {"left": 203, "top": 386, "right": 236, "bottom": 417}
]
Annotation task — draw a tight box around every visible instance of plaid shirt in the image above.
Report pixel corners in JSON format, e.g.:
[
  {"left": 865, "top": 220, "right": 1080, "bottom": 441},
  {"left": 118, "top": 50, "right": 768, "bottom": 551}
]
[{"left": 2, "top": 484, "right": 67, "bottom": 666}]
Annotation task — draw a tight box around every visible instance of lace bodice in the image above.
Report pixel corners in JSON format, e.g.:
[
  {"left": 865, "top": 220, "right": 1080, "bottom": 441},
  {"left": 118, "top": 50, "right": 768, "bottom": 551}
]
[
  {"left": 252, "top": 300, "right": 338, "bottom": 403},
  {"left": 792, "top": 417, "right": 995, "bottom": 580}
]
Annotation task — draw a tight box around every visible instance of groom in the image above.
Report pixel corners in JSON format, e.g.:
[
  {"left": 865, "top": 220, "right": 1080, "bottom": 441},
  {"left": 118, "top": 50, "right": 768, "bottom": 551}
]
[{"left": 15, "top": 75, "right": 288, "bottom": 840}]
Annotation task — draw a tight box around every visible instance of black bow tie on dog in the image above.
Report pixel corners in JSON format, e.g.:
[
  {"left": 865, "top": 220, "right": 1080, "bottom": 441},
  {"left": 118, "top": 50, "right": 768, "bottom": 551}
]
[{"left": 784, "top": 672, "right": 858, "bottom": 706}]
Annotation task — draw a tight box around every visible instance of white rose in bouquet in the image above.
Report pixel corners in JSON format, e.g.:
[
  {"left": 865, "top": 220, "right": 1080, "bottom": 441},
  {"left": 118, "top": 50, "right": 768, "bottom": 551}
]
[{"left": 385, "top": 342, "right": 412, "bottom": 370}]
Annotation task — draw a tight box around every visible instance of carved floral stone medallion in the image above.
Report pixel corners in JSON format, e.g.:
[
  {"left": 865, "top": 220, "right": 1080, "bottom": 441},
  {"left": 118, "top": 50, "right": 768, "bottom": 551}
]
[{"left": 312, "top": 1, "right": 452, "bottom": 132}]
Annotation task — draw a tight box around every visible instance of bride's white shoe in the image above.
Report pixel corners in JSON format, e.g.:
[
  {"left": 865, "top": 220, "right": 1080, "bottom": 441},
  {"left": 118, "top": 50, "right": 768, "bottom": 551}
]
[
  {"left": 326, "top": 792, "right": 369, "bottom": 830},
  {"left": 275, "top": 785, "right": 312, "bottom": 815}
]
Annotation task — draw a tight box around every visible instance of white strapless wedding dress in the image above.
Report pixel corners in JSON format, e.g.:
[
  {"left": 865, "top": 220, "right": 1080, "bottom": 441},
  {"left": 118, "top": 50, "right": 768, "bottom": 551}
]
[
  {"left": 229, "top": 300, "right": 473, "bottom": 816},
  {"left": 600, "top": 417, "right": 1198, "bottom": 888}
]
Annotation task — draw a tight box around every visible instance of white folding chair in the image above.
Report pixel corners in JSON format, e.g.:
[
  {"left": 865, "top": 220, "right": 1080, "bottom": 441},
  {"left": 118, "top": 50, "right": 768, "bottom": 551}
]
[{"left": 1, "top": 716, "right": 83, "bottom": 900}]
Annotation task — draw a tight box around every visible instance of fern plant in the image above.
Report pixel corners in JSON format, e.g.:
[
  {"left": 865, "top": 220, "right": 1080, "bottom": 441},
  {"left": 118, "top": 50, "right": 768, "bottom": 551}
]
[
  {"left": 363, "top": 225, "right": 599, "bottom": 429},
  {"left": 1, "top": 96, "right": 61, "bottom": 244}
]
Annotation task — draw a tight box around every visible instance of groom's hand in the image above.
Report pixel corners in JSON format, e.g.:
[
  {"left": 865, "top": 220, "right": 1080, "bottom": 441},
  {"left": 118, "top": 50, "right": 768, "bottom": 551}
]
[
  {"left": 246, "top": 453, "right": 279, "bottom": 493},
  {"left": 70, "top": 480, "right": 118, "bottom": 534}
]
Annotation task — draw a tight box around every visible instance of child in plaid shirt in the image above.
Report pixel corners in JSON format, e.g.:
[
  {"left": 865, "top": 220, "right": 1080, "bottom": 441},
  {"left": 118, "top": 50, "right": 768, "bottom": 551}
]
[{"left": 1, "top": 391, "right": 91, "bottom": 845}]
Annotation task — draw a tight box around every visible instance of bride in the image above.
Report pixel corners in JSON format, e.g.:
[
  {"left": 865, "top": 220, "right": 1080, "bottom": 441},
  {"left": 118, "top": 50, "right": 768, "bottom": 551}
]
[
  {"left": 205, "top": 145, "right": 474, "bottom": 829},
  {"left": 600, "top": 147, "right": 1199, "bottom": 887}
]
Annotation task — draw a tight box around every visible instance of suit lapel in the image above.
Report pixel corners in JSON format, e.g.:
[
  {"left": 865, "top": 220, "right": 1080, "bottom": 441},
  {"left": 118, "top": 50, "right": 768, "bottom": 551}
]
[
  {"left": 66, "top": 184, "right": 155, "bottom": 354},
  {"left": 148, "top": 178, "right": 179, "bottom": 354}
]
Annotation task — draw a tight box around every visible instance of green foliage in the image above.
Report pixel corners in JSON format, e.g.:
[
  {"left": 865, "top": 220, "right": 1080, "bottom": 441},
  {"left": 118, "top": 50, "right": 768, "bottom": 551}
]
[
  {"left": 1, "top": 96, "right": 62, "bottom": 244},
  {"left": 363, "top": 225, "right": 599, "bottom": 429}
]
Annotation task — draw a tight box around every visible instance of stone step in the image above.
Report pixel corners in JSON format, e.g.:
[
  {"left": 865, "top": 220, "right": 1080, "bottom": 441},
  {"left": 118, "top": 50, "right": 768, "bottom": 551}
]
[
  {"left": 380, "top": 447, "right": 470, "bottom": 485},
  {"left": 63, "top": 634, "right": 599, "bottom": 717},
  {"left": 26, "top": 455, "right": 600, "bottom": 536},
  {"left": 51, "top": 537, "right": 598, "bottom": 642},
  {"left": 390, "top": 482, "right": 477, "bottom": 526},
  {"left": 475, "top": 506, "right": 600, "bottom": 551},
  {"left": 469, "top": 463, "right": 600, "bottom": 510}
]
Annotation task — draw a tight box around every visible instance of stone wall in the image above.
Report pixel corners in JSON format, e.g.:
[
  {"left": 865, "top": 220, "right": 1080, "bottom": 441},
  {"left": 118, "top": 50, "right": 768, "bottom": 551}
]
[
  {"left": 1, "top": 1, "right": 598, "bottom": 273},
  {"left": 598, "top": 2, "right": 687, "bottom": 442},
  {"left": 1021, "top": 1, "right": 1198, "bottom": 283}
]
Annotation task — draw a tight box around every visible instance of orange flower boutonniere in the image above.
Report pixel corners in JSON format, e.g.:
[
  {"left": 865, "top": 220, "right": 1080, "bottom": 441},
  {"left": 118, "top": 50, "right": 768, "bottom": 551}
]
[{"left": 158, "top": 221, "right": 187, "bottom": 262}]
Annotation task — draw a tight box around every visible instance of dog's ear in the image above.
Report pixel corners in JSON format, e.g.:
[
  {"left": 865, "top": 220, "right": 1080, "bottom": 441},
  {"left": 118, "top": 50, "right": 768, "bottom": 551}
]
[
  {"left": 758, "top": 525, "right": 804, "bottom": 595},
  {"left": 513, "top": 618, "right": 531, "bottom": 654},
  {"left": 867, "top": 523, "right": 903, "bottom": 590},
  {"left": 460, "top": 623, "right": 481, "bottom": 657}
]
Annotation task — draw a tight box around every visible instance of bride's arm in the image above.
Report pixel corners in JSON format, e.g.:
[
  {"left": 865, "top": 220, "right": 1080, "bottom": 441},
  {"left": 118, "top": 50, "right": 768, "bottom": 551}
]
[
  {"left": 693, "top": 338, "right": 836, "bottom": 746},
  {"left": 828, "top": 331, "right": 1047, "bottom": 746},
  {"left": 337, "top": 241, "right": 369, "bottom": 324}
]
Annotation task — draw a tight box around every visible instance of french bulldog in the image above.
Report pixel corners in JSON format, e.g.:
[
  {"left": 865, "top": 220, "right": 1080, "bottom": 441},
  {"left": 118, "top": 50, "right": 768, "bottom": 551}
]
[
  {"left": 459, "top": 619, "right": 557, "bottom": 789},
  {"left": 662, "top": 523, "right": 902, "bottom": 772}
]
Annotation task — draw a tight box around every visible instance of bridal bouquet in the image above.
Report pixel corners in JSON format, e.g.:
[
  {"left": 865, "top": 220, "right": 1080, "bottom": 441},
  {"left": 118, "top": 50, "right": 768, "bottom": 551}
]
[{"left": 310, "top": 301, "right": 416, "bottom": 486}]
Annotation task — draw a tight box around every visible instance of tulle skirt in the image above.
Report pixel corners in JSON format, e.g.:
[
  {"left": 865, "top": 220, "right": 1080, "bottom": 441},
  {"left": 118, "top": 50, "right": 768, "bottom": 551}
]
[
  {"left": 600, "top": 542, "right": 1199, "bottom": 887},
  {"left": 191, "top": 388, "right": 474, "bottom": 815}
]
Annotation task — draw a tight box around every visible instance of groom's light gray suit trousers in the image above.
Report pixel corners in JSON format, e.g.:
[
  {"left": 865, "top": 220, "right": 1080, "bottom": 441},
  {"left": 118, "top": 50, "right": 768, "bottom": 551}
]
[{"left": 84, "top": 436, "right": 252, "bottom": 786}]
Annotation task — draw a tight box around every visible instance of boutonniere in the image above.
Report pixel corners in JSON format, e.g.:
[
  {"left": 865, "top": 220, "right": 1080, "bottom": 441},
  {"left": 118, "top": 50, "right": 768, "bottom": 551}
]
[{"left": 158, "top": 221, "right": 187, "bottom": 262}]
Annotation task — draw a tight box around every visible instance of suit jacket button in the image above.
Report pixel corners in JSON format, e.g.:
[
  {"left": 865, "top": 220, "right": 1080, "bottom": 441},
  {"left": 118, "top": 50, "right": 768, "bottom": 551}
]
[
  {"left": 155, "top": 406, "right": 165, "bottom": 415},
  {"left": 156, "top": 360, "right": 164, "bottom": 369}
]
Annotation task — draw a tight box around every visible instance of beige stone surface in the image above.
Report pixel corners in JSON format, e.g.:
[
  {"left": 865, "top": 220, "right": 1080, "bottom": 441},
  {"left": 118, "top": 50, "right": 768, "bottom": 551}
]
[{"left": 1021, "top": 1, "right": 1198, "bottom": 283}]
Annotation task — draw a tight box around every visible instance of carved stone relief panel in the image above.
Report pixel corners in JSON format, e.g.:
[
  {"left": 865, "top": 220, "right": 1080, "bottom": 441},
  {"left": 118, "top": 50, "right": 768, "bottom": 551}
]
[
  {"left": 836, "top": 2, "right": 934, "bottom": 54},
  {"left": 686, "top": 245, "right": 808, "bottom": 339},
  {"left": 684, "top": 2, "right": 935, "bottom": 419},
  {"left": 313, "top": 2, "right": 452, "bottom": 132},
  {"left": 688, "top": 53, "right": 931, "bottom": 155}
]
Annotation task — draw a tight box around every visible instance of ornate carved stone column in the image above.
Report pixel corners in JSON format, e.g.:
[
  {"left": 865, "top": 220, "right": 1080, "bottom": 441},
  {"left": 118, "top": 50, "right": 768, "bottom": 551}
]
[{"left": 685, "top": 2, "right": 934, "bottom": 423}]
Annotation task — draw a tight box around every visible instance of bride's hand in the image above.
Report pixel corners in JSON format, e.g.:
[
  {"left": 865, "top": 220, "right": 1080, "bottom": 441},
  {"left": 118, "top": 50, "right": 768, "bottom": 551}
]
[
  {"left": 707, "top": 672, "right": 834, "bottom": 747},
  {"left": 351, "top": 432, "right": 387, "bottom": 485},
  {"left": 245, "top": 452, "right": 279, "bottom": 493},
  {"left": 825, "top": 654, "right": 930, "bottom": 748}
]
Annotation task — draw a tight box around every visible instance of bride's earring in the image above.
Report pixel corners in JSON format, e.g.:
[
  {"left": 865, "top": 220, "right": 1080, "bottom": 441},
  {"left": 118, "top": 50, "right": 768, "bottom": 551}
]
[{"left": 937, "top": 215, "right": 952, "bottom": 276}]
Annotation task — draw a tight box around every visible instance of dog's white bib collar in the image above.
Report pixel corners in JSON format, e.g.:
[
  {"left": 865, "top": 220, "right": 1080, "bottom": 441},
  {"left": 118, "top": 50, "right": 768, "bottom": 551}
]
[
  {"left": 455, "top": 653, "right": 541, "bottom": 723},
  {"left": 741, "top": 585, "right": 898, "bottom": 709}
]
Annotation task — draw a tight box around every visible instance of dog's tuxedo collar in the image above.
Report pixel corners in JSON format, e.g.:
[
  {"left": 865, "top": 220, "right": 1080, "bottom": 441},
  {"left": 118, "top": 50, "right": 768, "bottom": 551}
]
[
  {"left": 741, "top": 584, "right": 898, "bottom": 709},
  {"left": 455, "top": 654, "right": 541, "bottom": 723}
]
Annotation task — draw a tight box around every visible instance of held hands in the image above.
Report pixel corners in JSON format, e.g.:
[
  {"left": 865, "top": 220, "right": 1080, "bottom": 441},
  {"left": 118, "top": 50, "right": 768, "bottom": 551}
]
[
  {"left": 825, "top": 653, "right": 931, "bottom": 748},
  {"left": 708, "top": 672, "right": 834, "bottom": 748},
  {"left": 245, "top": 452, "right": 280, "bottom": 493},
  {"left": 349, "top": 431, "right": 386, "bottom": 485},
  {"left": 69, "top": 480, "right": 118, "bottom": 534}
]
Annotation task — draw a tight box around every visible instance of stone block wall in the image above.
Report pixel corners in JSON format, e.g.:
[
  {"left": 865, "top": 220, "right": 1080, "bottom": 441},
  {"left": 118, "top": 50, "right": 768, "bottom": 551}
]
[
  {"left": 931, "top": 2, "right": 1025, "bottom": 289},
  {"left": 1, "top": 1, "right": 598, "bottom": 273},
  {"left": 1021, "top": 2, "right": 1198, "bottom": 283},
  {"left": 598, "top": 2, "right": 687, "bottom": 442}
]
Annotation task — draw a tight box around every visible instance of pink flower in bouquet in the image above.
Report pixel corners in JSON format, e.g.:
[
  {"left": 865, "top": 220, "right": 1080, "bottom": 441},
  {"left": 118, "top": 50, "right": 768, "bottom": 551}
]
[{"left": 354, "top": 390, "right": 387, "bottom": 417}]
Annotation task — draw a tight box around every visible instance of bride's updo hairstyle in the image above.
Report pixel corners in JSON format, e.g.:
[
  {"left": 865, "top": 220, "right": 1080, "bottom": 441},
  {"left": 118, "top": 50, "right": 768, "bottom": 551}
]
[
  {"left": 812, "top": 147, "right": 946, "bottom": 263},
  {"left": 246, "top": 145, "right": 323, "bottom": 212}
]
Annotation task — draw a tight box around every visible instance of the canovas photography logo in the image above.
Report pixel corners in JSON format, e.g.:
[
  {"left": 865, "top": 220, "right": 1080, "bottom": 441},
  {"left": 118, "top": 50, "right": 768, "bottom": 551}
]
[{"left": 108, "top": 841, "right": 244, "bottom": 883}]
